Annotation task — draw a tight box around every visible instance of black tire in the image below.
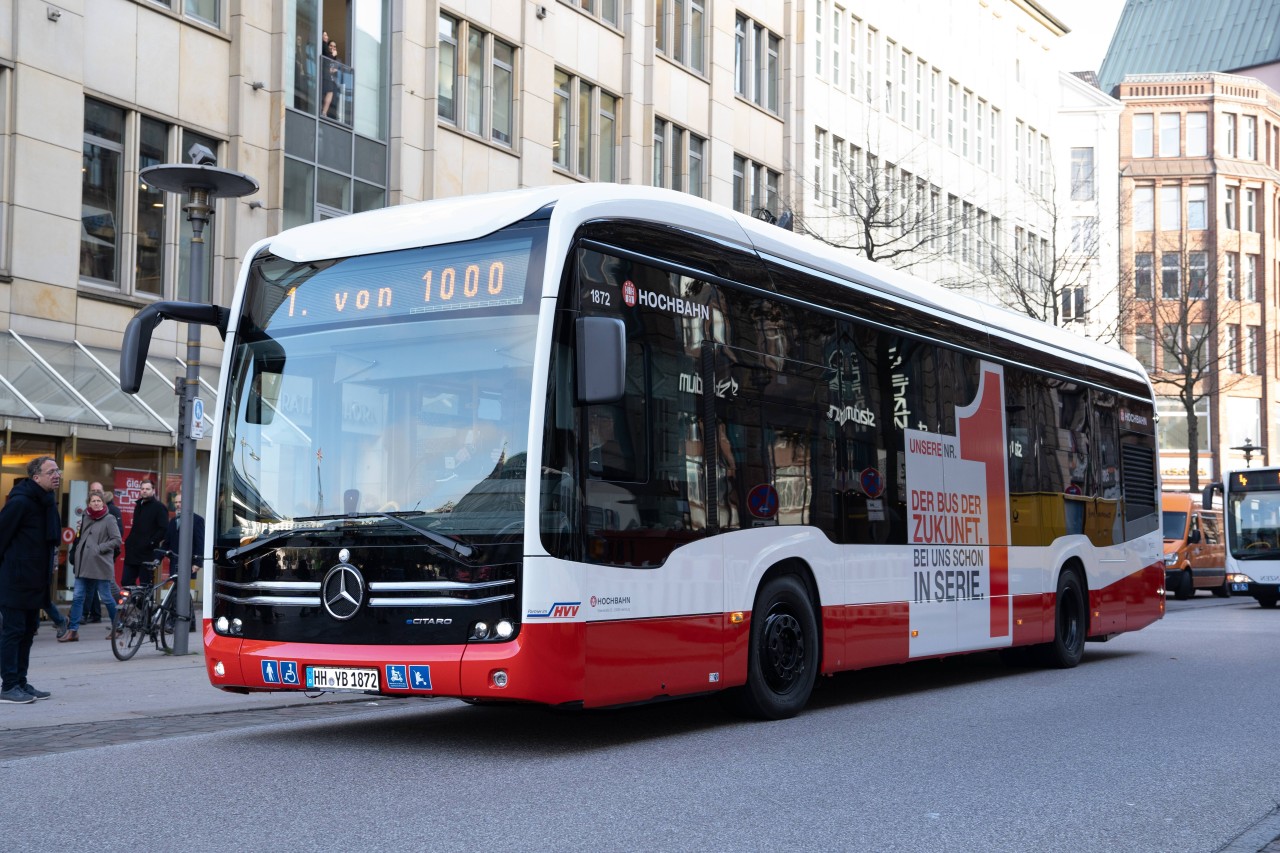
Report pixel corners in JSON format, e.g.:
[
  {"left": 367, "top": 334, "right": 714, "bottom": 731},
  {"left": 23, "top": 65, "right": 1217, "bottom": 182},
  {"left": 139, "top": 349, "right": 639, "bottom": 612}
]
[
  {"left": 111, "top": 602, "right": 146, "bottom": 661},
  {"left": 1257, "top": 594, "right": 1279, "bottom": 609},
  {"left": 1173, "top": 569, "right": 1193, "bottom": 600},
  {"left": 1036, "top": 566, "right": 1086, "bottom": 668},
  {"left": 1212, "top": 575, "right": 1230, "bottom": 598},
  {"left": 727, "top": 574, "right": 819, "bottom": 720},
  {"left": 158, "top": 608, "right": 177, "bottom": 654}
]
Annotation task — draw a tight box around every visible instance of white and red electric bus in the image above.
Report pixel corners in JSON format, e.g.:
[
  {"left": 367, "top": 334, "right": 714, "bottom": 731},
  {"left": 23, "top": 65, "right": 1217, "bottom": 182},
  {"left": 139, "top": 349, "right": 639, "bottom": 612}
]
[{"left": 121, "top": 185, "right": 1165, "bottom": 718}]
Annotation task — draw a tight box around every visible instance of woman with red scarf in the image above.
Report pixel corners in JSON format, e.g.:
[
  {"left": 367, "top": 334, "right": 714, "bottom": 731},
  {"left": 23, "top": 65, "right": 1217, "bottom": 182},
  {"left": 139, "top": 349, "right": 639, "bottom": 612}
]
[{"left": 60, "top": 492, "right": 121, "bottom": 642}]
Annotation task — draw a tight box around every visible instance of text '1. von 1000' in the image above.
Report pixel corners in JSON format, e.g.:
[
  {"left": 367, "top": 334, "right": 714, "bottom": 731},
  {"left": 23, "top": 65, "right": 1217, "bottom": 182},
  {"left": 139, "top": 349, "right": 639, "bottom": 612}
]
[{"left": 270, "top": 235, "right": 532, "bottom": 329}]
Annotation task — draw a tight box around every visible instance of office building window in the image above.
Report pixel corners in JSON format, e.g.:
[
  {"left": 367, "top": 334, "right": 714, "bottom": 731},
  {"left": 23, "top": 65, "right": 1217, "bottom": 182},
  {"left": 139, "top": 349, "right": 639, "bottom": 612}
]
[
  {"left": 1134, "top": 186, "right": 1154, "bottom": 231},
  {"left": 1159, "top": 113, "right": 1179, "bottom": 157},
  {"left": 82, "top": 100, "right": 228, "bottom": 300},
  {"left": 1070, "top": 147, "right": 1094, "bottom": 200},
  {"left": 1135, "top": 253, "right": 1153, "bottom": 299},
  {"left": 1246, "top": 326, "right": 1260, "bottom": 374},
  {"left": 1186, "top": 112, "right": 1207, "bottom": 156},
  {"left": 438, "top": 15, "right": 516, "bottom": 147},
  {"left": 1159, "top": 186, "right": 1180, "bottom": 230},
  {"left": 1135, "top": 324, "right": 1156, "bottom": 369},
  {"left": 657, "top": 0, "right": 705, "bottom": 73},
  {"left": 555, "top": 70, "right": 618, "bottom": 181},
  {"left": 734, "top": 14, "right": 780, "bottom": 113},
  {"left": 733, "top": 155, "right": 781, "bottom": 218},
  {"left": 653, "top": 118, "right": 705, "bottom": 197},
  {"left": 1223, "top": 113, "right": 1236, "bottom": 156},
  {"left": 1244, "top": 253, "right": 1258, "bottom": 301},
  {"left": 1226, "top": 325, "right": 1240, "bottom": 373},
  {"left": 1225, "top": 186, "right": 1238, "bottom": 229},
  {"left": 1071, "top": 217, "right": 1097, "bottom": 254},
  {"left": 565, "top": 0, "right": 619, "bottom": 26},
  {"left": 1245, "top": 188, "right": 1258, "bottom": 231},
  {"left": 1225, "top": 252, "right": 1239, "bottom": 300},
  {"left": 1133, "top": 113, "right": 1153, "bottom": 157},
  {"left": 150, "top": 0, "right": 220, "bottom": 26},
  {"left": 1061, "top": 285, "right": 1086, "bottom": 322},
  {"left": 1187, "top": 185, "right": 1207, "bottom": 230},
  {"left": 1189, "top": 251, "right": 1208, "bottom": 299},
  {"left": 1161, "top": 253, "right": 1180, "bottom": 298},
  {"left": 1244, "top": 115, "right": 1257, "bottom": 160}
]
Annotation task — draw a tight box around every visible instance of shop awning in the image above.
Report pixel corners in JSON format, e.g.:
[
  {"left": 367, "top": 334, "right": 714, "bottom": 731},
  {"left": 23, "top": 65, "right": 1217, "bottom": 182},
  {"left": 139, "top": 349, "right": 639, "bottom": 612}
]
[{"left": 0, "top": 330, "right": 220, "bottom": 446}]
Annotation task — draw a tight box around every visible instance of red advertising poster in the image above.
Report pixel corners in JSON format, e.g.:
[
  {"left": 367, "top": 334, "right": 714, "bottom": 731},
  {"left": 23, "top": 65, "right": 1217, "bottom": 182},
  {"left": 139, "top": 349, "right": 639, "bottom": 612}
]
[{"left": 112, "top": 469, "right": 180, "bottom": 580}]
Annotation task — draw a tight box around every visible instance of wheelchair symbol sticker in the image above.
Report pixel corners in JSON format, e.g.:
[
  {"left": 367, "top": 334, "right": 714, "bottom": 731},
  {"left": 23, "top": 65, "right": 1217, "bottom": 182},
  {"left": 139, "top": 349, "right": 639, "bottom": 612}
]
[
  {"left": 281, "top": 661, "right": 299, "bottom": 685},
  {"left": 386, "top": 665, "right": 408, "bottom": 690}
]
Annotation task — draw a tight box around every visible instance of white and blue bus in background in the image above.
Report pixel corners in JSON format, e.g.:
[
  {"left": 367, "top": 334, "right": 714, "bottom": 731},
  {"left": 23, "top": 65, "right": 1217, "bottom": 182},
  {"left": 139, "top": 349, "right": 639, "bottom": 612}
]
[{"left": 1206, "top": 468, "right": 1280, "bottom": 608}]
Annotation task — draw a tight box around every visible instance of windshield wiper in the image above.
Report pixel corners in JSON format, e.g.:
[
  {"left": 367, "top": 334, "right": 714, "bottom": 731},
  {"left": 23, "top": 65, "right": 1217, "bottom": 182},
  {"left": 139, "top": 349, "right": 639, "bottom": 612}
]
[
  {"left": 225, "top": 518, "right": 342, "bottom": 561},
  {"left": 373, "top": 512, "right": 476, "bottom": 561}
]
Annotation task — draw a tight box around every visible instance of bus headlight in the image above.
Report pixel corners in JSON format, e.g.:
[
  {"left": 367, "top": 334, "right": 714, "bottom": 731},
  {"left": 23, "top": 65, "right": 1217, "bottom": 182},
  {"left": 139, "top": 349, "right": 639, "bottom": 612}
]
[
  {"left": 216, "top": 616, "right": 229, "bottom": 633},
  {"left": 470, "top": 619, "right": 517, "bottom": 641},
  {"left": 1229, "top": 572, "right": 1253, "bottom": 584}
]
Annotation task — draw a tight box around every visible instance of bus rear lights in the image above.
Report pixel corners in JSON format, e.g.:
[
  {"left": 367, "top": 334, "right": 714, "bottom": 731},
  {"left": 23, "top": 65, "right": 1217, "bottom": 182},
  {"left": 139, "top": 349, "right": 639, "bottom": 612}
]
[
  {"left": 469, "top": 620, "right": 516, "bottom": 641},
  {"left": 491, "top": 670, "right": 509, "bottom": 688}
]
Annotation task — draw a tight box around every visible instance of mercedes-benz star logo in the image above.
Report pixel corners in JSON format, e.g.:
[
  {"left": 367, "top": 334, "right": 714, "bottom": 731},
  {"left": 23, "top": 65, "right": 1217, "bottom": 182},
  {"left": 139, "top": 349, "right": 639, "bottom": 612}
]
[{"left": 321, "top": 564, "right": 364, "bottom": 621}]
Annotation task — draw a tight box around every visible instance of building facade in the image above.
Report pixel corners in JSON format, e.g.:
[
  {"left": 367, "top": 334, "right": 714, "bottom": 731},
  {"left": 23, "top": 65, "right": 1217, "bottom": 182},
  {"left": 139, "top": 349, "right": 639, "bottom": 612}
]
[
  {"left": 0, "top": 0, "right": 1079, "bottom": 597},
  {"left": 1117, "top": 72, "right": 1280, "bottom": 489}
]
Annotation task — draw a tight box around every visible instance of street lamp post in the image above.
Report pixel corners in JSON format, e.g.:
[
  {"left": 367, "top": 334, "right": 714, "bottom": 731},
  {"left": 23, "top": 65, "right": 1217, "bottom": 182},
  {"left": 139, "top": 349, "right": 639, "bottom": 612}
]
[
  {"left": 1230, "top": 437, "right": 1266, "bottom": 468},
  {"left": 139, "top": 154, "right": 256, "bottom": 656}
]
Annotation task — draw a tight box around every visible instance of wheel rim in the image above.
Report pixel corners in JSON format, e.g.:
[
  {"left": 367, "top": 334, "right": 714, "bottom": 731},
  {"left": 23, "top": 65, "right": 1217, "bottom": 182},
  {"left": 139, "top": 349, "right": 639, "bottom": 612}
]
[{"left": 760, "top": 608, "right": 806, "bottom": 693}]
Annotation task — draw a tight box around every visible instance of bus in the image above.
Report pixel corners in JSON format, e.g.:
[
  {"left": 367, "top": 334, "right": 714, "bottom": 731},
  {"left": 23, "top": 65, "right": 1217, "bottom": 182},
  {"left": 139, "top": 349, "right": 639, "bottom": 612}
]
[
  {"left": 1205, "top": 468, "right": 1280, "bottom": 608},
  {"left": 120, "top": 185, "right": 1165, "bottom": 719}
]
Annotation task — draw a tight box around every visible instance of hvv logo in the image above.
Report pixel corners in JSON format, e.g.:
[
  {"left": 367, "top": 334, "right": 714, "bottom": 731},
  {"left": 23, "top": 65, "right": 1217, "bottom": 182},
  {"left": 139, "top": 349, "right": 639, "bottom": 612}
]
[{"left": 526, "top": 602, "right": 582, "bottom": 619}]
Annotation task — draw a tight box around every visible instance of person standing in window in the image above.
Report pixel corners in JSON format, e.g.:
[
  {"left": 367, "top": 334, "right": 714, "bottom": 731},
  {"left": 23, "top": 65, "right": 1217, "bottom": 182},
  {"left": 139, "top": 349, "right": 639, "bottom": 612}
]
[{"left": 322, "top": 40, "right": 341, "bottom": 119}]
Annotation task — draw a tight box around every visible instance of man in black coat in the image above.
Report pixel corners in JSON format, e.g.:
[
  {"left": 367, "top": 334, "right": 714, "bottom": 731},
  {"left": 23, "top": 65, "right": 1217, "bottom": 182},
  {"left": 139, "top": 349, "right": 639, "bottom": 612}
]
[
  {"left": 0, "top": 456, "right": 62, "bottom": 704},
  {"left": 123, "top": 479, "right": 169, "bottom": 587}
]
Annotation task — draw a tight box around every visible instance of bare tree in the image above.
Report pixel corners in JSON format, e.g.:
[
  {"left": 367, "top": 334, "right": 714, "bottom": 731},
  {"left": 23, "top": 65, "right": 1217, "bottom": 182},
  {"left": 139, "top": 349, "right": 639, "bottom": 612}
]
[
  {"left": 796, "top": 138, "right": 963, "bottom": 270},
  {"left": 947, "top": 172, "right": 1133, "bottom": 346},
  {"left": 1131, "top": 246, "right": 1248, "bottom": 493}
]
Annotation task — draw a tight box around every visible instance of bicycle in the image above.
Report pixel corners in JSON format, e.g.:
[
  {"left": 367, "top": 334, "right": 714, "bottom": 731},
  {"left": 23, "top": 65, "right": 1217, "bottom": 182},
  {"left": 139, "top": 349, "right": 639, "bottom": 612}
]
[{"left": 111, "top": 557, "right": 192, "bottom": 660}]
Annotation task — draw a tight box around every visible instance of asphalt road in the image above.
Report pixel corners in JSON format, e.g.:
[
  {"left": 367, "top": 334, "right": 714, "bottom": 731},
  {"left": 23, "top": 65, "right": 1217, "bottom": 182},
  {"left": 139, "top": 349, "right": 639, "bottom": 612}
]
[{"left": 2, "top": 593, "right": 1277, "bottom": 853}]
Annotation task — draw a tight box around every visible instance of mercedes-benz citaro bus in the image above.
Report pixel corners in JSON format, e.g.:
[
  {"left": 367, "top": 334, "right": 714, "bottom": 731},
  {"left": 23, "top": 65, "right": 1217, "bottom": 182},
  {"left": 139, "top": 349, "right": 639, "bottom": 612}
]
[
  {"left": 119, "top": 185, "right": 1165, "bottom": 719},
  {"left": 1205, "top": 468, "right": 1280, "bottom": 608}
]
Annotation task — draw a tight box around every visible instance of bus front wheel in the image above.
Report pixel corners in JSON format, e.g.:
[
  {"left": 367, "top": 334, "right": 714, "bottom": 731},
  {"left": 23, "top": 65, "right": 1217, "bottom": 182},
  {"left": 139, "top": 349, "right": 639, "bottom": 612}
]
[
  {"left": 728, "top": 575, "right": 819, "bottom": 720},
  {"left": 1037, "top": 566, "right": 1086, "bottom": 668},
  {"left": 1257, "top": 594, "right": 1278, "bottom": 609}
]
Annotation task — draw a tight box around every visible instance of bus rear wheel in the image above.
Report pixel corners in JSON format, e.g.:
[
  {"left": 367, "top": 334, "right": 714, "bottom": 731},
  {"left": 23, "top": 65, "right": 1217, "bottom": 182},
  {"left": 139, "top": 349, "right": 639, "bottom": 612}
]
[
  {"left": 728, "top": 575, "right": 818, "bottom": 720},
  {"left": 1036, "top": 567, "right": 1086, "bottom": 668}
]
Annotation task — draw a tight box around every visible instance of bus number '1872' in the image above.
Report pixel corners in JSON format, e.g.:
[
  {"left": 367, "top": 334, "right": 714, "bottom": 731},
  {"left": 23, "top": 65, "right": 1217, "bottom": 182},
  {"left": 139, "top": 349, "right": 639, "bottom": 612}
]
[{"left": 588, "top": 289, "right": 611, "bottom": 306}]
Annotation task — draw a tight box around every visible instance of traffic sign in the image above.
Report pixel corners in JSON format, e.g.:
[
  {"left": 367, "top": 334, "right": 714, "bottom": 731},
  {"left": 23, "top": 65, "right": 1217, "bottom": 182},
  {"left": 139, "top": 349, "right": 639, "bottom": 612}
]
[{"left": 189, "top": 398, "right": 205, "bottom": 440}]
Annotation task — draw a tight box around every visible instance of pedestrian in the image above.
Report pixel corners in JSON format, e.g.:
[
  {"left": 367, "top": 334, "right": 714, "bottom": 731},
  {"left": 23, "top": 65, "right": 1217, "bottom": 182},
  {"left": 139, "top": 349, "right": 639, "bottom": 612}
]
[
  {"left": 162, "top": 492, "right": 205, "bottom": 633},
  {"left": 0, "top": 456, "right": 63, "bottom": 704},
  {"left": 122, "top": 478, "right": 168, "bottom": 587},
  {"left": 79, "top": 480, "right": 122, "bottom": 624},
  {"left": 61, "top": 491, "right": 121, "bottom": 643}
]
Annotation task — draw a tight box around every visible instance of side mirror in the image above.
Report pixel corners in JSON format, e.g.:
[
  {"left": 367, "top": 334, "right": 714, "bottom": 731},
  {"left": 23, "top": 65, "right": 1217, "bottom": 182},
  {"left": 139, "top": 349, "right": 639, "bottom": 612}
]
[
  {"left": 575, "top": 316, "right": 626, "bottom": 404},
  {"left": 244, "top": 336, "right": 287, "bottom": 425},
  {"left": 1201, "top": 483, "right": 1219, "bottom": 510}
]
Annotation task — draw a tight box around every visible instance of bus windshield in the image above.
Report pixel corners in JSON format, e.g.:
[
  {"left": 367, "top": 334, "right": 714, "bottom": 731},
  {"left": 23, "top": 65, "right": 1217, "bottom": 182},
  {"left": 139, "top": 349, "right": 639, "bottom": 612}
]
[
  {"left": 216, "top": 226, "right": 543, "bottom": 549},
  {"left": 1226, "top": 490, "right": 1280, "bottom": 558}
]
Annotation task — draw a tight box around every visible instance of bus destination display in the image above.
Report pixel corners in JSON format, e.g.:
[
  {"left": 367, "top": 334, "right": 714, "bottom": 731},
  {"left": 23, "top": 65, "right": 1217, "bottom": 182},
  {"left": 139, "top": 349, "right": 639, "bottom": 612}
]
[
  {"left": 1234, "top": 469, "right": 1280, "bottom": 491},
  {"left": 266, "top": 235, "right": 532, "bottom": 330}
]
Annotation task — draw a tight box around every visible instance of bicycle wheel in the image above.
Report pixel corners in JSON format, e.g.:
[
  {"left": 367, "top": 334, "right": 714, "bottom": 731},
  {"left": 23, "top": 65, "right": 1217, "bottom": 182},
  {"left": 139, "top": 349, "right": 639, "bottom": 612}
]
[
  {"left": 158, "top": 607, "right": 178, "bottom": 654},
  {"left": 111, "top": 601, "right": 146, "bottom": 661}
]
